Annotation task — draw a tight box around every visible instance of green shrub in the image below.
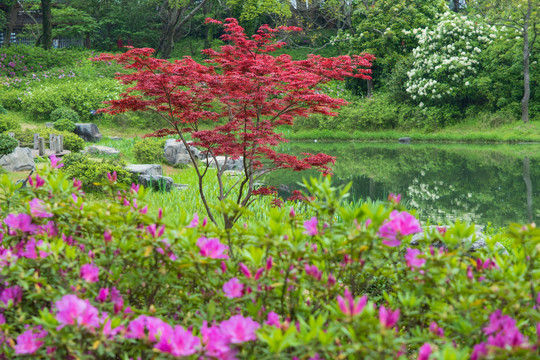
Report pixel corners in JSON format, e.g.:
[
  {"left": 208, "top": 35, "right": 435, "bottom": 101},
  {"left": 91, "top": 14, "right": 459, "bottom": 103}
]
[
  {"left": 62, "top": 153, "right": 135, "bottom": 192},
  {"left": 0, "top": 134, "right": 18, "bottom": 157},
  {"left": 0, "top": 113, "right": 22, "bottom": 133},
  {"left": 53, "top": 118, "right": 76, "bottom": 133},
  {"left": 0, "top": 89, "right": 23, "bottom": 111},
  {"left": 50, "top": 108, "right": 80, "bottom": 123},
  {"left": 133, "top": 138, "right": 166, "bottom": 164},
  {"left": 12, "top": 128, "right": 84, "bottom": 152},
  {"left": 0, "top": 104, "right": 7, "bottom": 115}
]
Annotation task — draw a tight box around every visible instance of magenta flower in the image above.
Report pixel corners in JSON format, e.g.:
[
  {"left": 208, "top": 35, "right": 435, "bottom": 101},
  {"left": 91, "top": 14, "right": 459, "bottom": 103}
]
[
  {"left": 104, "top": 230, "right": 112, "bottom": 243},
  {"left": 101, "top": 316, "right": 124, "bottom": 339},
  {"left": 29, "top": 174, "right": 45, "bottom": 188},
  {"left": 219, "top": 315, "right": 260, "bottom": 343},
  {"left": 336, "top": 288, "right": 367, "bottom": 317},
  {"left": 304, "top": 264, "right": 322, "bottom": 281},
  {"left": 1, "top": 285, "right": 23, "bottom": 307},
  {"left": 197, "top": 237, "right": 229, "bottom": 259},
  {"left": 155, "top": 325, "right": 201, "bottom": 356},
  {"left": 377, "top": 210, "right": 422, "bottom": 247},
  {"left": 303, "top": 217, "right": 319, "bottom": 236},
  {"left": 265, "top": 312, "right": 281, "bottom": 327},
  {"left": 223, "top": 278, "right": 244, "bottom": 298},
  {"left": 187, "top": 213, "right": 199, "bottom": 228},
  {"left": 379, "top": 305, "right": 400, "bottom": 329},
  {"left": 201, "top": 321, "right": 235, "bottom": 358},
  {"left": 96, "top": 288, "right": 109, "bottom": 303},
  {"left": 80, "top": 264, "right": 100, "bottom": 283},
  {"left": 471, "top": 343, "right": 488, "bottom": 360},
  {"left": 55, "top": 294, "right": 100, "bottom": 329},
  {"left": 29, "top": 198, "right": 53, "bottom": 218},
  {"left": 14, "top": 327, "right": 47, "bottom": 355},
  {"left": 429, "top": 321, "right": 444, "bottom": 337},
  {"left": 483, "top": 310, "right": 528, "bottom": 349},
  {"left": 106, "top": 171, "right": 117, "bottom": 183},
  {"left": 405, "top": 248, "right": 426, "bottom": 269},
  {"left": 417, "top": 343, "right": 432, "bottom": 360},
  {"left": 4, "top": 213, "right": 37, "bottom": 233},
  {"left": 239, "top": 263, "right": 252, "bottom": 278},
  {"left": 388, "top": 193, "right": 401, "bottom": 204},
  {"left": 49, "top": 154, "right": 64, "bottom": 169},
  {"left": 146, "top": 224, "right": 165, "bottom": 238},
  {"left": 126, "top": 315, "right": 173, "bottom": 342}
]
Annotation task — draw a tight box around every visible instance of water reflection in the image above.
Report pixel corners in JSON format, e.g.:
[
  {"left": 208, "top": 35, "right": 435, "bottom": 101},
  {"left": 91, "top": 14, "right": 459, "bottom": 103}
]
[{"left": 264, "top": 142, "right": 540, "bottom": 227}]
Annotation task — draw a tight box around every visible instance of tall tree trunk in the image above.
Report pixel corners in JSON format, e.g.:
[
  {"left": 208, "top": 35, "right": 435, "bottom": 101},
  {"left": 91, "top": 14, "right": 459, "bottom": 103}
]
[
  {"left": 452, "top": 0, "right": 461, "bottom": 12},
  {"left": 523, "top": 157, "right": 533, "bottom": 223},
  {"left": 41, "top": 0, "right": 52, "bottom": 50},
  {"left": 521, "top": 0, "right": 532, "bottom": 123},
  {"left": 3, "top": 3, "right": 18, "bottom": 48}
]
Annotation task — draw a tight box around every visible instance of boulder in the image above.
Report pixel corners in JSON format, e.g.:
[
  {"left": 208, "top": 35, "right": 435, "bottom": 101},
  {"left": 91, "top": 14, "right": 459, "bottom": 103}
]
[
  {"left": 138, "top": 175, "right": 173, "bottom": 192},
  {"left": 205, "top": 156, "right": 244, "bottom": 171},
  {"left": 163, "top": 139, "right": 201, "bottom": 165},
  {"left": 109, "top": 136, "right": 123, "bottom": 141},
  {"left": 125, "top": 164, "right": 162, "bottom": 176},
  {"left": 45, "top": 122, "right": 54, "bottom": 128},
  {"left": 85, "top": 145, "right": 120, "bottom": 156},
  {"left": 0, "top": 147, "right": 35, "bottom": 172},
  {"left": 398, "top": 137, "right": 411, "bottom": 144},
  {"left": 74, "top": 123, "right": 102, "bottom": 142}
]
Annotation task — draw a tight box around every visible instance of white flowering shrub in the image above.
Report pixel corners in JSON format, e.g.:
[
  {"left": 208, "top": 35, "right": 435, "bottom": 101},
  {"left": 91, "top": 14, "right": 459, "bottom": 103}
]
[{"left": 404, "top": 12, "right": 498, "bottom": 104}]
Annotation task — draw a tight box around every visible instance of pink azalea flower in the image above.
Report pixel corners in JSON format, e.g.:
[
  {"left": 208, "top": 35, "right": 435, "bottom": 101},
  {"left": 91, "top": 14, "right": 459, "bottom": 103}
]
[
  {"left": 377, "top": 210, "right": 422, "bottom": 247},
  {"left": 219, "top": 315, "right": 260, "bottom": 343},
  {"left": 417, "top": 343, "right": 432, "bottom": 360},
  {"left": 126, "top": 315, "right": 172, "bottom": 342},
  {"left": 4, "top": 213, "right": 37, "bottom": 233},
  {"left": 101, "top": 316, "right": 124, "bottom": 339},
  {"left": 106, "top": 171, "right": 117, "bottom": 183},
  {"left": 379, "top": 305, "right": 400, "bottom": 329},
  {"left": 388, "top": 193, "right": 401, "bottom": 204},
  {"left": 336, "top": 288, "right": 367, "bottom": 317},
  {"left": 223, "top": 278, "right": 244, "bottom": 298},
  {"left": 29, "top": 174, "right": 45, "bottom": 188},
  {"left": 483, "top": 310, "right": 528, "bottom": 349},
  {"left": 405, "top": 248, "right": 426, "bottom": 269},
  {"left": 197, "top": 237, "right": 229, "bottom": 259},
  {"left": 303, "top": 217, "right": 319, "bottom": 236},
  {"left": 73, "top": 178, "right": 82, "bottom": 190},
  {"left": 96, "top": 288, "right": 109, "bottom": 303},
  {"left": 239, "top": 263, "right": 252, "bottom": 278},
  {"left": 201, "top": 321, "right": 235, "bottom": 358},
  {"left": 1, "top": 285, "right": 23, "bottom": 307},
  {"left": 429, "top": 321, "right": 444, "bottom": 337},
  {"left": 289, "top": 207, "right": 296, "bottom": 217},
  {"left": 104, "top": 230, "right": 112, "bottom": 243},
  {"left": 55, "top": 294, "right": 100, "bottom": 329},
  {"left": 146, "top": 224, "right": 165, "bottom": 238},
  {"left": 80, "top": 264, "right": 100, "bottom": 283},
  {"left": 49, "top": 154, "right": 64, "bottom": 169},
  {"left": 471, "top": 343, "right": 488, "bottom": 360},
  {"left": 155, "top": 325, "right": 201, "bottom": 356},
  {"left": 187, "top": 213, "right": 199, "bottom": 228},
  {"left": 304, "top": 264, "right": 322, "bottom": 281},
  {"left": 265, "top": 312, "right": 281, "bottom": 327},
  {"left": 29, "top": 199, "right": 53, "bottom": 218},
  {"left": 14, "top": 327, "right": 47, "bottom": 355}
]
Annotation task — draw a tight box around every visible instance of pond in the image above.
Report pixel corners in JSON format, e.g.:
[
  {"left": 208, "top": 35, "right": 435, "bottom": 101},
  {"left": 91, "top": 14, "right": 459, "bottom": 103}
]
[{"left": 263, "top": 142, "right": 540, "bottom": 228}]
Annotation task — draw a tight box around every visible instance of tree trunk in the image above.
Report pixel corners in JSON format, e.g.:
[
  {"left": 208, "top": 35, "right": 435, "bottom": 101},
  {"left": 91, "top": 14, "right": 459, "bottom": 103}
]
[
  {"left": 452, "top": 0, "right": 461, "bottom": 12},
  {"left": 3, "top": 3, "right": 18, "bottom": 48},
  {"left": 521, "top": 0, "right": 532, "bottom": 123},
  {"left": 523, "top": 157, "right": 533, "bottom": 223},
  {"left": 41, "top": 0, "right": 52, "bottom": 50},
  {"left": 367, "top": 79, "right": 374, "bottom": 99}
]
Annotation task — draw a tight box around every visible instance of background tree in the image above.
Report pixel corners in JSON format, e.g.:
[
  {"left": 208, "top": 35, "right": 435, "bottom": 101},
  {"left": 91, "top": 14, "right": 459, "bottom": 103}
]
[
  {"left": 41, "top": 0, "right": 51, "bottom": 49},
  {"left": 1, "top": 0, "right": 18, "bottom": 48}
]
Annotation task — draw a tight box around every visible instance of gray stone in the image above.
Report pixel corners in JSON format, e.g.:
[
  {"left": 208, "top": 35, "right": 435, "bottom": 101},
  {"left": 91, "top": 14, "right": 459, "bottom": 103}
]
[
  {"left": 164, "top": 139, "right": 202, "bottom": 165},
  {"left": 45, "top": 122, "right": 54, "bottom": 128},
  {"left": 85, "top": 145, "right": 120, "bottom": 156},
  {"left": 173, "top": 183, "right": 189, "bottom": 190},
  {"left": 0, "top": 147, "right": 35, "bottom": 172},
  {"left": 205, "top": 156, "right": 244, "bottom": 171},
  {"left": 125, "top": 164, "right": 162, "bottom": 176},
  {"left": 74, "top": 123, "right": 102, "bottom": 142},
  {"left": 109, "top": 136, "right": 123, "bottom": 141},
  {"left": 399, "top": 137, "right": 411, "bottom": 144},
  {"left": 138, "top": 175, "right": 173, "bottom": 192}
]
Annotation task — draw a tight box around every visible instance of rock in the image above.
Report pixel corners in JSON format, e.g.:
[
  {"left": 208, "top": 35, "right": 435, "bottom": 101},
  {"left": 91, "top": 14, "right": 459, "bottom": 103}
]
[
  {"left": 109, "top": 136, "right": 123, "bottom": 141},
  {"left": 45, "top": 122, "right": 54, "bottom": 128},
  {"left": 0, "top": 147, "right": 35, "bottom": 172},
  {"left": 164, "top": 139, "right": 201, "bottom": 165},
  {"left": 205, "top": 156, "right": 244, "bottom": 171},
  {"left": 74, "top": 123, "right": 102, "bottom": 142},
  {"left": 398, "top": 137, "right": 411, "bottom": 144},
  {"left": 409, "top": 225, "right": 508, "bottom": 255},
  {"left": 85, "top": 145, "right": 120, "bottom": 156},
  {"left": 173, "top": 183, "right": 189, "bottom": 190},
  {"left": 125, "top": 164, "right": 162, "bottom": 176},
  {"left": 138, "top": 175, "right": 173, "bottom": 192}
]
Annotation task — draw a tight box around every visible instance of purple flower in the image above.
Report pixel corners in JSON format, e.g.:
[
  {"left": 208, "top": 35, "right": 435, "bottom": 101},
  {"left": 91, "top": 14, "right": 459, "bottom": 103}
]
[
  {"left": 219, "top": 315, "right": 260, "bottom": 343},
  {"left": 96, "top": 288, "right": 109, "bottom": 303},
  {"left": 265, "top": 312, "right": 281, "bottom": 327},
  {"left": 429, "top": 321, "right": 444, "bottom": 337},
  {"left": 197, "top": 237, "right": 229, "bottom": 259},
  {"left": 4, "top": 213, "right": 37, "bottom": 233},
  {"left": 29, "top": 198, "right": 53, "bottom": 218},
  {"left": 377, "top": 210, "right": 422, "bottom": 247},
  {"left": 146, "top": 223, "right": 165, "bottom": 238},
  {"left": 336, "top": 288, "right": 367, "bottom": 317},
  {"left": 379, "top": 305, "right": 400, "bottom": 329},
  {"left": 187, "top": 213, "right": 199, "bottom": 228},
  {"left": 49, "top": 154, "right": 64, "bottom": 169},
  {"left": 303, "top": 217, "right": 319, "bottom": 236},
  {"left": 1, "top": 285, "right": 23, "bottom": 307},
  {"left": 14, "top": 327, "right": 47, "bottom": 355},
  {"left": 56, "top": 295, "right": 100, "bottom": 329},
  {"left": 223, "top": 277, "right": 243, "bottom": 298},
  {"left": 154, "top": 325, "right": 201, "bottom": 356},
  {"left": 201, "top": 321, "right": 236, "bottom": 358},
  {"left": 304, "top": 264, "right": 322, "bottom": 281},
  {"left": 405, "top": 248, "right": 425, "bottom": 269},
  {"left": 80, "top": 264, "right": 100, "bottom": 283},
  {"left": 417, "top": 343, "right": 432, "bottom": 360}
]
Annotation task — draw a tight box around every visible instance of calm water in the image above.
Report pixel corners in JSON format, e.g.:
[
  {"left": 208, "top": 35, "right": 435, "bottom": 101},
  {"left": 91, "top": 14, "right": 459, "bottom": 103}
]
[{"left": 263, "top": 142, "right": 540, "bottom": 227}]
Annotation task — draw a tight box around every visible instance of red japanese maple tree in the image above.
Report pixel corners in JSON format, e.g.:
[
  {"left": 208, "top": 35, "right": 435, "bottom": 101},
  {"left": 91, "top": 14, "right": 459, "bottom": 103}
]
[{"left": 95, "top": 18, "right": 373, "bottom": 228}]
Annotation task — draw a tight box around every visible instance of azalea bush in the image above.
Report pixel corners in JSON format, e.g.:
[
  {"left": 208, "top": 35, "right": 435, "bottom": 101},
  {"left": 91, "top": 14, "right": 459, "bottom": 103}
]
[{"left": 0, "top": 158, "right": 539, "bottom": 359}]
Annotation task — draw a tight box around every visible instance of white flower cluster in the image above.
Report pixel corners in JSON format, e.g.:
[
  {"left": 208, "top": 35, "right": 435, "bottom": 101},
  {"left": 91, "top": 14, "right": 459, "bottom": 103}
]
[{"left": 404, "top": 12, "right": 497, "bottom": 103}]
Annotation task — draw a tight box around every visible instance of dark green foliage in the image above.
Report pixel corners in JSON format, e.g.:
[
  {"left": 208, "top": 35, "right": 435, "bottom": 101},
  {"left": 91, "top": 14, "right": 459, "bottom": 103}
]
[
  {"left": 53, "top": 118, "right": 77, "bottom": 133},
  {"left": 0, "top": 114, "right": 21, "bottom": 133},
  {"left": 0, "top": 45, "right": 89, "bottom": 75},
  {"left": 133, "top": 138, "right": 166, "bottom": 164},
  {"left": 0, "top": 104, "right": 7, "bottom": 115},
  {"left": 62, "top": 153, "right": 135, "bottom": 192},
  {"left": 50, "top": 108, "right": 80, "bottom": 124},
  {"left": 12, "top": 128, "right": 84, "bottom": 152},
  {"left": 0, "top": 134, "right": 18, "bottom": 157}
]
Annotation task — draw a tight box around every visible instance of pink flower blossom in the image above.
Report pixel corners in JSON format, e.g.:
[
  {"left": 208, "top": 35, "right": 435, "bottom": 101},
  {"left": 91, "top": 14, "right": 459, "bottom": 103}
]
[
  {"left": 336, "top": 288, "right": 367, "bottom": 317},
  {"left": 101, "top": 315, "right": 124, "bottom": 339},
  {"left": 266, "top": 257, "right": 273, "bottom": 271},
  {"left": 379, "top": 305, "right": 400, "bottom": 328},
  {"left": 265, "top": 312, "right": 281, "bottom": 327},
  {"left": 377, "top": 210, "right": 421, "bottom": 247},
  {"left": 239, "top": 263, "right": 252, "bottom": 278},
  {"left": 155, "top": 325, "right": 201, "bottom": 356},
  {"left": 49, "top": 154, "right": 64, "bottom": 169},
  {"left": 96, "top": 288, "right": 109, "bottom": 303},
  {"left": 303, "top": 217, "right": 319, "bottom": 236},
  {"left": 197, "top": 237, "right": 229, "bottom": 259},
  {"left": 80, "top": 264, "right": 100, "bottom": 283},
  {"left": 146, "top": 224, "right": 165, "bottom": 238},
  {"left": 104, "top": 230, "right": 112, "bottom": 243},
  {"left": 219, "top": 315, "right": 260, "bottom": 343},
  {"left": 223, "top": 278, "right": 243, "bottom": 298},
  {"left": 187, "top": 213, "right": 199, "bottom": 228},
  {"left": 417, "top": 343, "right": 432, "bottom": 360},
  {"left": 14, "top": 327, "right": 47, "bottom": 355},
  {"left": 4, "top": 213, "right": 37, "bottom": 233},
  {"left": 483, "top": 310, "right": 528, "bottom": 349},
  {"left": 106, "top": 171, "right": 117, "bottom": 183},
  {"left": 405, "top": 248, "right": 425, "bottom": 269},
  {"left": 304, "top": 264, "right": 322, "bottom": 281},
  {"left": 29, "top": 174, "right": 45, "bottom": 188},
  {"left": 429, "top": 322, "right": 444, "bottom": 337},
  {"left": 55, "top": 294, "right": 100, "bottom": 329},
  {"left": 126, "top": 315, "right": 172, "bottom": 342},
  {"left": 471, "top": 343, "right": 488, "bottom": 360},
  {"left": 29, "top": 199, "right": 53, "bottom": 218},
  {"left": 289, "top": 207, "right": 296, "bottom": 217},
  {"left": 1, "top": 285, "right": 23, "bottom": 306},
  {"left": 201, "top": 321, "right": 235, "bottom": 358},
  {"left": 388, "top": 193, "right": 401, "bottom": 204}
]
